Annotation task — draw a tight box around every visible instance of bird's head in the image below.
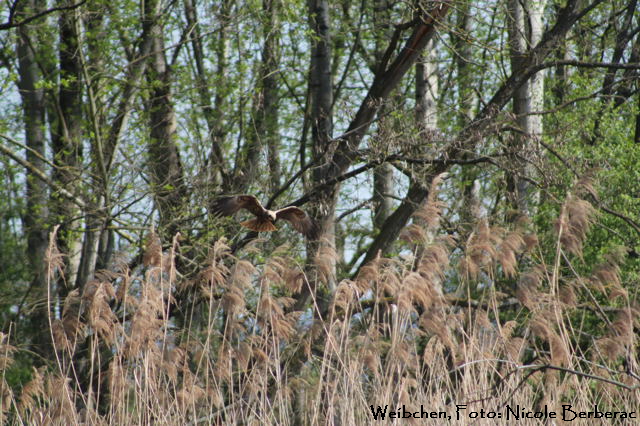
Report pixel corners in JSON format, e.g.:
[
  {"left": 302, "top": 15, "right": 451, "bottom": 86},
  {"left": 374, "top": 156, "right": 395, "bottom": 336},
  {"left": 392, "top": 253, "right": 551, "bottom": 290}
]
[{"left": 266, "top": 210, "right": 277, "bottom": 222}]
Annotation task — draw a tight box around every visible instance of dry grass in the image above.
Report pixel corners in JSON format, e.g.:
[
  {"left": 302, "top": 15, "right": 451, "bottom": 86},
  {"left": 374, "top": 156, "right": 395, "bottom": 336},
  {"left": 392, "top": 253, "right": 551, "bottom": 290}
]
[{"left": 2, "top": 180, "right": 639, "bottom": 425}]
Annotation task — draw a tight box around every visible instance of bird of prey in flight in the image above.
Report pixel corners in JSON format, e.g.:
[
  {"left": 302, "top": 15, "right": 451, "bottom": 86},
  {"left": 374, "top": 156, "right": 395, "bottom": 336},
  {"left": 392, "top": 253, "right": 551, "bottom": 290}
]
[{"left": 212, "top": 195, "right": 319, "bottom": 239}]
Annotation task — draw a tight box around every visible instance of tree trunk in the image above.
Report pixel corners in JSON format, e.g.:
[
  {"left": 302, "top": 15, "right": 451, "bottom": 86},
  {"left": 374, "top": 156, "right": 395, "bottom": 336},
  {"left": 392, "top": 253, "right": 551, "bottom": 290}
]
[
  {"left": 263, "top": 0, "right": 282, "bottom": 194},
  {"left": 145, "top": 0, "right": 186, "bottom": 237},
  {"left": 372, "top": 164, "right": 393, "bottom": 229},
  {"left": 308, "top": 0, "right": 335, "bottom": 259},
  {"left": 237, "top": 0, "right": 281, "bottom": 194},
  {"left": 413, "top": 38, "right": 439, "bottom": 245},
  {"left": 291, "top": 0, "right": 335, "bottom": 311},
  {"left": 454, "top": 0, "right": 473, "bottom": 125},
  {"left": 453, "top": 1, "right": 480, "bottom": 227},
  {"left": 507, "top": 0, "right": 547, "bottom": 215},
  {"left": 16, "top": 0, "right": 51, "bottom": 358},
  {"left": 51, "top": 1, "right": 83, "bottom": 294},
  {"left": 371, "top": 0, "right": 393, "bottom": 231},
  {"left": 416, "top": 41, "right": 439, "bottom": 134},
  {"left": 528, "top": 0, "right": 546, "bottom": 165}
]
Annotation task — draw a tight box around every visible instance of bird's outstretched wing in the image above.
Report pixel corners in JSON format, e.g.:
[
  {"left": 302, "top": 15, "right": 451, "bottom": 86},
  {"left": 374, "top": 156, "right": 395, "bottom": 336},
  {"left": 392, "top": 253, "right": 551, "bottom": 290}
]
[
  {"left": 211, "top": 195, "right": 266, "bottom": 217},
  {"left": 275, "top": 206, "right": 319, "bottom": 239}
]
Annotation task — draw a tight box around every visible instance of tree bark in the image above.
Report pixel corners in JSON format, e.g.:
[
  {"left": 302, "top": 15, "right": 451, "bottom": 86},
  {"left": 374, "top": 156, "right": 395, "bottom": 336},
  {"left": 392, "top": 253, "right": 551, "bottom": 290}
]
[
  {"left": 453, "top": 1, "right": 480, "bottom": 227},
  {"left": 290, "top": 0, "right": 335, "bottom": 311},
  {"left": 372, "top": 164, "right": 393, "bottom": 229},
  {"left": 237, "top": 0, "right": 281, "bottom": 194},
  {"left": 16, "top": 0, "right": 51, "bottom": 358},
  {"left": 145, "top": 0, "right": 186, "bottom": 237},
  {"left": 308, "top": 0, "right": 335, "bottom": 266},
  {"left": 413, "top": 38, "right": 439, "bottom": 245},
  {"left": 263, "top": 0, "right": 282, "bottom": 194},
  {"left": 454, "top": 0, "right": 474, "bottom": 125},
  {"left": 51, "top": 0, "right": 83, "bottom": 294},
  {"left": 506, "top": 0, "right": 546, "bottom": 215},
  {"left": 506, "top": 0, "right": 531, "bottom": 213},
  {"left": 416, "top": 39, "right": 439, "bottom": 134},
  {"left": 371, "top": 0, "right": 394, "bottom": 231}
]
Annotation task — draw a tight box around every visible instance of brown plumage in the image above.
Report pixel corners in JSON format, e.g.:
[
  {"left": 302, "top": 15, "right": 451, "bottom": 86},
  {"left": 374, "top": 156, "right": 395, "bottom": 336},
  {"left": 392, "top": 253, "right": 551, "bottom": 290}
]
[{"left": 211, "top": 195, "right": 319, "bottom": 239}]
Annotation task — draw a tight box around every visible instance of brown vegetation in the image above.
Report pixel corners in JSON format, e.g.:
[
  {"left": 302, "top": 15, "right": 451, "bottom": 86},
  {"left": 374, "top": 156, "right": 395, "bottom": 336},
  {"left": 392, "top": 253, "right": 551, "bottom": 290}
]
[{"left": 1, "top": 177, "right": 638, "bottom": 425}]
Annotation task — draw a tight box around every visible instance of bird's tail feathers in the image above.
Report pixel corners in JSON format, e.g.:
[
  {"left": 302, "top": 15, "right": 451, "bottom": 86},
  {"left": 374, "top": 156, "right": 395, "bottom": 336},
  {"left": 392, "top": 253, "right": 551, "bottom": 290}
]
[{"left": 240, "top": 219, "right": 277, "bottom": 232}]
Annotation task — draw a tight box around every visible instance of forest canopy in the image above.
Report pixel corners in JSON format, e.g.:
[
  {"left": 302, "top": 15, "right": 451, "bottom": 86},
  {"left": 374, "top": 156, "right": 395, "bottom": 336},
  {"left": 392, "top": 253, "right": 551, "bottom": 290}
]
[{"left": 1, "top": 0, "right": 639, "bottom": 423}]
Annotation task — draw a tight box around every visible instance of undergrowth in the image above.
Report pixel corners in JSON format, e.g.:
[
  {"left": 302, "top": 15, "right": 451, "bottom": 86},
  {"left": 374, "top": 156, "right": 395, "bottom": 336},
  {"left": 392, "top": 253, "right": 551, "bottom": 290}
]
[{"left": 1, "top": 175, "right": 638, "bottom": 425}]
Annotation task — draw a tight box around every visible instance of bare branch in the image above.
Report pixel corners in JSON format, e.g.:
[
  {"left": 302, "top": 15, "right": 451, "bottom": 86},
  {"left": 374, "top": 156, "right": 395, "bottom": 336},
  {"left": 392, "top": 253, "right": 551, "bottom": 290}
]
[
  {"left": 0, "top": 143, "right": 86, "bottom": 209},
  {"left": 0, "top": 0, "right": 88, "bottom": 30}
]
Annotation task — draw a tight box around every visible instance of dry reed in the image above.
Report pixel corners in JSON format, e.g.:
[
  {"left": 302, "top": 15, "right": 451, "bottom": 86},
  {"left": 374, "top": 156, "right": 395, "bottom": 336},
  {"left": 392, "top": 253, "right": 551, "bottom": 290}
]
[{"left": 2, "top": 177, "right": 638, "bottom": 425}]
